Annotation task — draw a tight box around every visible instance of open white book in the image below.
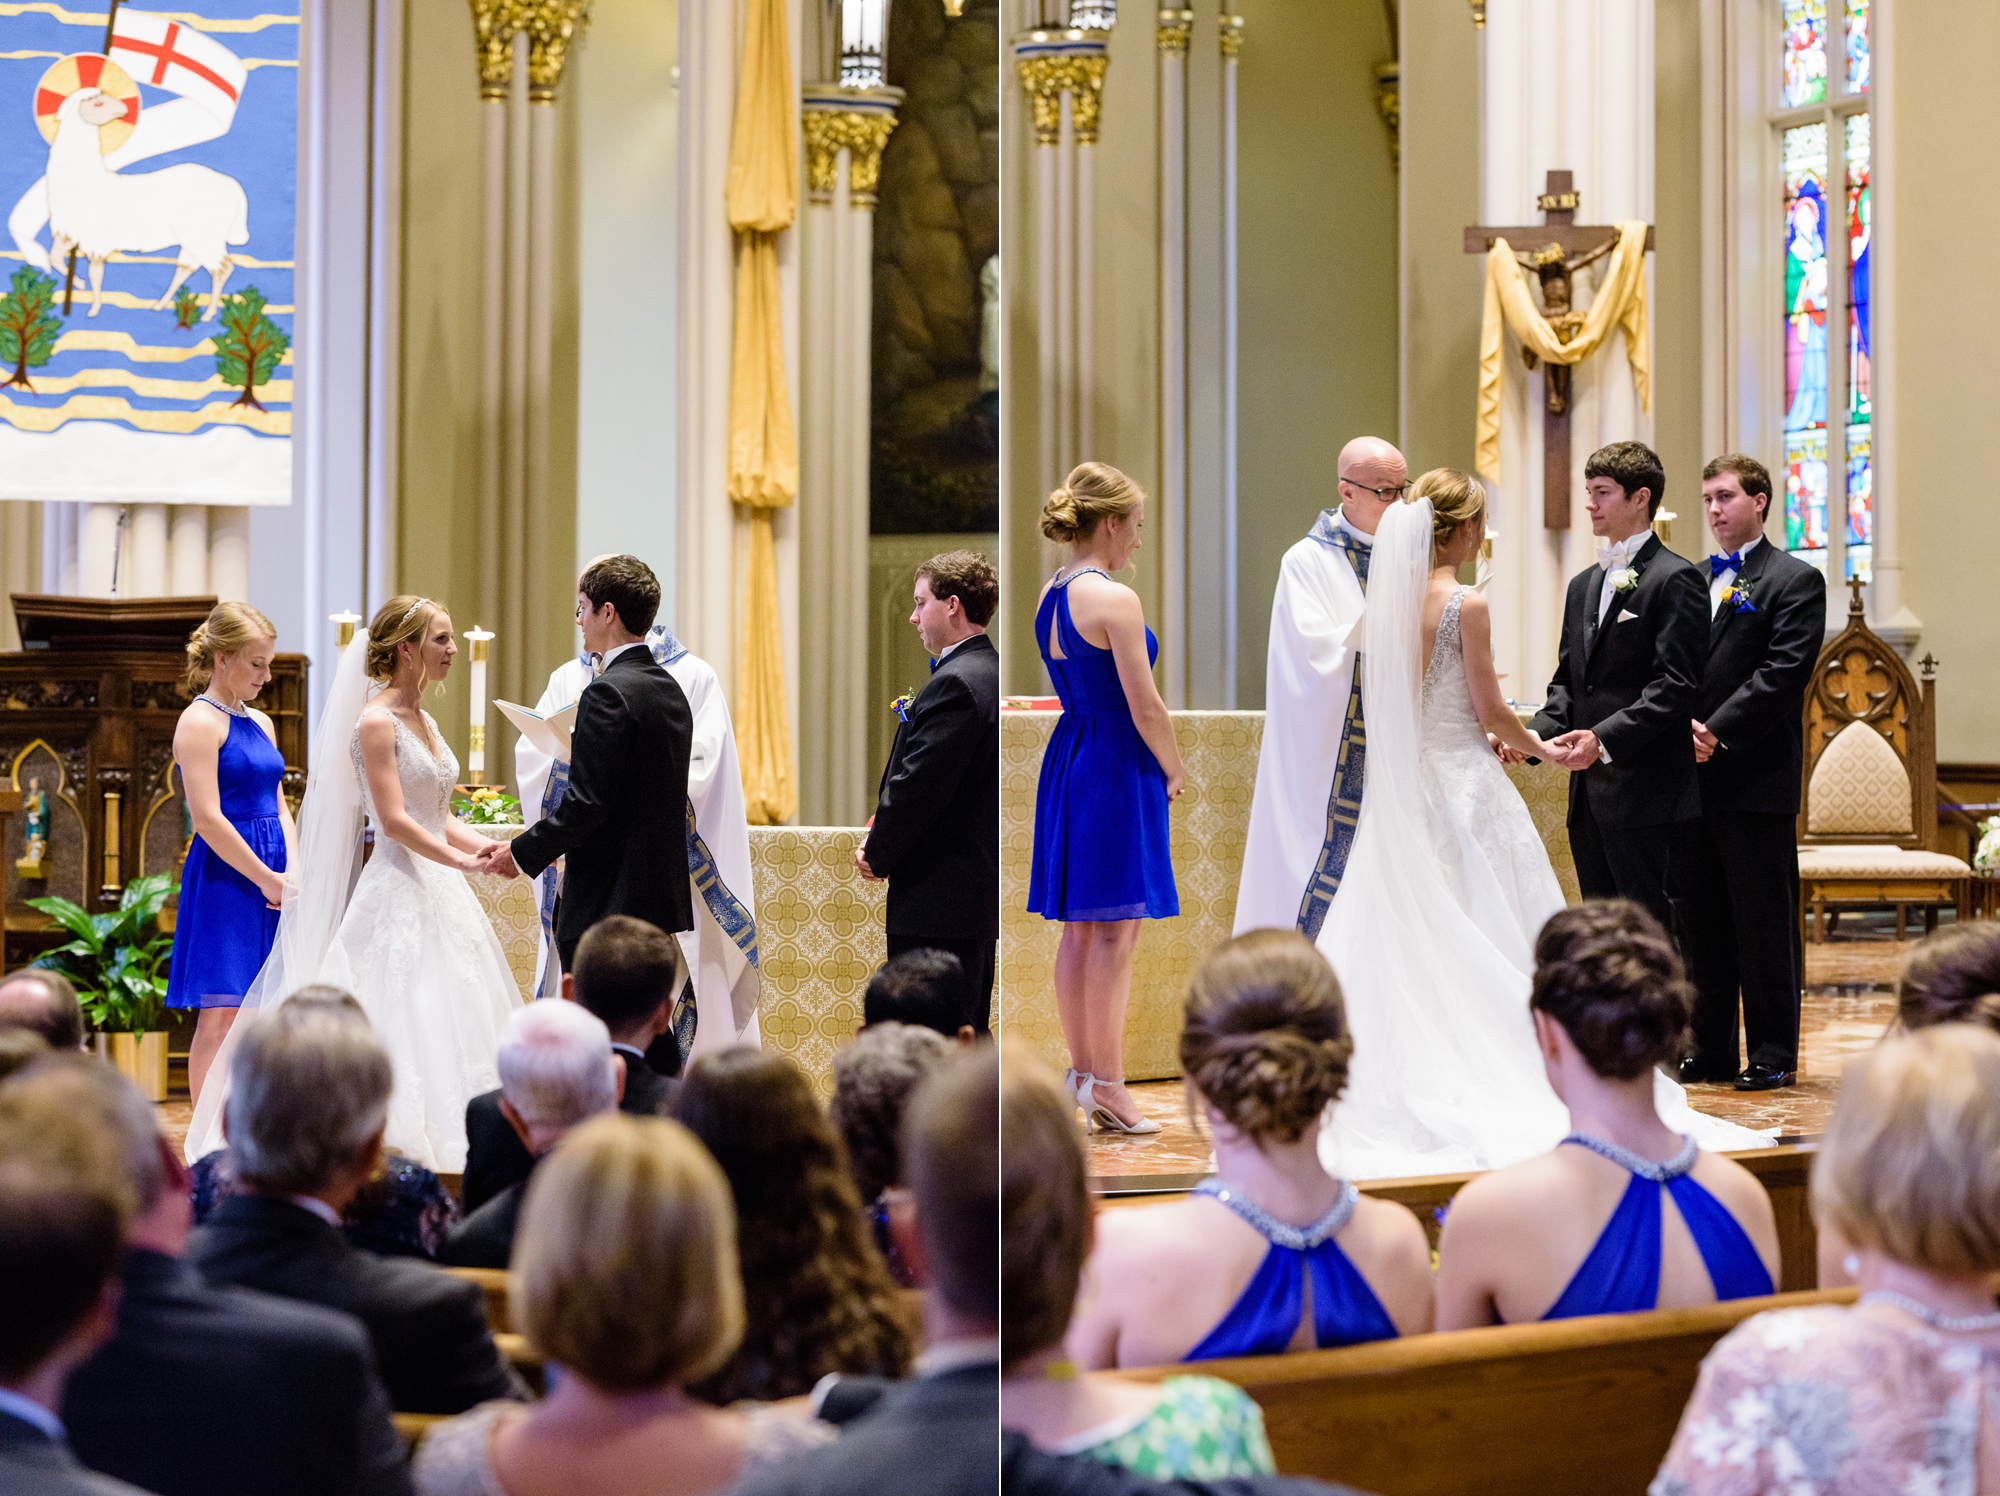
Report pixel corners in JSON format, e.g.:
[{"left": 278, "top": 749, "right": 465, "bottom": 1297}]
[{"left": 495, "top": 699, "right": 578, "bottom": 763}]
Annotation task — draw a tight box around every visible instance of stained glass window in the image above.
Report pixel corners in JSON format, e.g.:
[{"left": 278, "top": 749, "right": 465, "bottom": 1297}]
[
  {"left": 1783, "top": 123, "right": 1829, "bottom": 571},
  {"left": 1844, "top": 112, "right": 1872, "bottom": 580},
  {"left": 1783, "top": 0, "right": 1828, "bottom": 109},
  {"left": 1846, "top": 0, "right": 1870, "bottom": 93}
]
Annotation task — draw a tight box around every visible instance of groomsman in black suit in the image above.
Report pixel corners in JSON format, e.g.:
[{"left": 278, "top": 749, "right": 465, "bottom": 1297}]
[
  {"left": 1678, "top": 455, "right": 1827, "bottom": 1091},
  {"left": 1526, "top": 442, "right": 1707, "bottom": 937},
  {"left": 490, "top": 556, "right": 694, "bottom": 966},
  {"left": 855, "top": 552, "right": 1000, "bottom": 1035}
]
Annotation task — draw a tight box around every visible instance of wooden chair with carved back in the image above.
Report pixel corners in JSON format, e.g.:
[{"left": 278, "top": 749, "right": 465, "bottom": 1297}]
[{"left": 1796, "top": 578, "right": 1970, "bottom": 939}]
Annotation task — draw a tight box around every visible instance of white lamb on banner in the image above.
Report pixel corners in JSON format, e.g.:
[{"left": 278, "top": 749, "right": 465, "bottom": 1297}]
[{"left": 44, "top": 87, "right": 248, "bottom": 320}]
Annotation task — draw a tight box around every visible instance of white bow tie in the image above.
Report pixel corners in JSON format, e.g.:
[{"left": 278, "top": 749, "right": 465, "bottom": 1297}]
[{"left": 1597, "top": 536, "right": 1645, "bottom": 572}]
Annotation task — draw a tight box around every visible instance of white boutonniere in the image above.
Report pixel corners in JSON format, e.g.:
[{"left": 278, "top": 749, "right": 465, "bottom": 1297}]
[{"left": 1610, "top": 566, "right": 1639, "bottom": 594}]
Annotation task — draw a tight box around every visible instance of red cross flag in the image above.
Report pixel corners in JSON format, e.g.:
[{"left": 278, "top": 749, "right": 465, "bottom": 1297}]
[{"left": 104, "top": 9, "right": 246, "bottom": 162}]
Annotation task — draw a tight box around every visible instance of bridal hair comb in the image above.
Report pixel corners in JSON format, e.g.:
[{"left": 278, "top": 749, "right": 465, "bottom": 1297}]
[{"left": 399, "top": 596, "right": 432, "bottom": 628}]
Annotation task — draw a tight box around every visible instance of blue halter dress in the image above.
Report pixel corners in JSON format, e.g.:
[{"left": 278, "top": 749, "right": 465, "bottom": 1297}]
[
  {"left": 1537, "top": 1133, "right": 1774, "bottom": 1321},
  {"left": 1183, "top": 1178, "right": 1398, "bottom": 1360}
]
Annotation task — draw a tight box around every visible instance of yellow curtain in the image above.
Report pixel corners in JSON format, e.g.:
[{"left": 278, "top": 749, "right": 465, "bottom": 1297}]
[
  {"left": 1476, "top": 220, "right": 1651, "bottom": 480},
  {"left": 725, "top": 0, "right": 799, "bottom": 825}
]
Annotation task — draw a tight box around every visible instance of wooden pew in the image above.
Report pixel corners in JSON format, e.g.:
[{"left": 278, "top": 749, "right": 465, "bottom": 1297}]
[
  {"left": 391, "top": 1412, "right": 444, "bottom": 1454},
  {"left": 446, "top": 1266, "right": 512, "bottom": 1333},
  {"left": 1104, "top": 1144, "right": 1821, "bottom": 1292},
  {"left": 1123, "top": 1286, "right": 1857, "bottom": 1496}
]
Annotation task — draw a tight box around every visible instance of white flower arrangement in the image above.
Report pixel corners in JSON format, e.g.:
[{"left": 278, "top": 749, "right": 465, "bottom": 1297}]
[
  {"left": 1976, "top": 815, "right": 2000, "bottom": 872},
  {"left": 1610, "top": 566, "right": 1640, "bottom": 594}
]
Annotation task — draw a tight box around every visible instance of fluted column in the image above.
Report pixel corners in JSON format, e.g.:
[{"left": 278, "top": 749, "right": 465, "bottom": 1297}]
[
  {"left": 1157, "top": 8, "right": 1190, "bottom": 706},
  {"left": 168, "top": 507, "right": 209, "bottom": 594},
  {"left": 127, "top": 505, "right": 169, "bottom": 596},
  {"left": 798, "top": 86, "right": 901, "bottom": 826}
]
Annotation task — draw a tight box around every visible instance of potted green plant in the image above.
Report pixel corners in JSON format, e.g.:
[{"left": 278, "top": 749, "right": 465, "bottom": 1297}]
[{"left": 27, "top": 873, "right": 176, "bottom": 1100}]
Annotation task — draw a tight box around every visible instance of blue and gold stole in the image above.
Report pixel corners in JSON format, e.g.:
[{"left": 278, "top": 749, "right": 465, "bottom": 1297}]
[{"left": 1295, "top": 510, "right": 1372, "bottom": 942}]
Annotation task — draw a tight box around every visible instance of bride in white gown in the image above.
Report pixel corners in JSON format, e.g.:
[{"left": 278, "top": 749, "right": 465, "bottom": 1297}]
[
  {"left": 1315, "top": 473, "right": 1770, "bottom": 1181},
  {"left": 187, "top": 597, "right": 524, "bottom": 1171}
]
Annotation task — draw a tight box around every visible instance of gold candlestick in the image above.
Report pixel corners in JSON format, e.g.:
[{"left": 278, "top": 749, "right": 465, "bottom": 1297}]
[
  {"left": 465, "top": 627, "right": 494, "bottom": 786},
  {"left": 331, "top": 610, "right": 362, "bottom": 648}
]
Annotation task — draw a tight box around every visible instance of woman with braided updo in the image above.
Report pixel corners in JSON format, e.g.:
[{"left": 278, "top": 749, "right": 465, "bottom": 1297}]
[
  {"left": 1028, "top": 462, "right": 1184, "bottom": 1135},
  {"left": 1434, "top": 902, "right": 1780, "bottom": 1328},
  {"left": 1065, "top": 931, "right": 1434, "bottom": 1368},
  {"left": 169, "top": 602, "right": 296, "bottom": 1105}
]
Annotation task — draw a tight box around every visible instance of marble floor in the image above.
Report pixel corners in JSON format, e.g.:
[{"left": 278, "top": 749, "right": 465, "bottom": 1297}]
[{"left": 1085, "top": 933, "right": 1909, "bottom": 1189}]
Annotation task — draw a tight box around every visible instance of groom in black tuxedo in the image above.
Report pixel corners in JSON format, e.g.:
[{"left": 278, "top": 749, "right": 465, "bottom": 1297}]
[
  {"left": 1526, "top": 442, "right": 1707, "bottom": 939},
  {"left": 1678, "top": 455, "right": 1826, "bottom": 1090},
  {"left": 492, "top": 556, "right": 694, "bottom": 967},
  {"left": 854, "top": 551, "right": 1000, "bottom": 1035}
]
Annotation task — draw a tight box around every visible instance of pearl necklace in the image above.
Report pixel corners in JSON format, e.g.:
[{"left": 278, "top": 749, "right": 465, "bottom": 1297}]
[{"left": 1861, "top": 1289, "right": 2000, "bottom": 1333}]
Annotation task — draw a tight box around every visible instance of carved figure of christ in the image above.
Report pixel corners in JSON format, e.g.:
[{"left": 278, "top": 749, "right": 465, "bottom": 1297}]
[{"left": 1465, "top": 171, "right": 1656, "bottom": 529}]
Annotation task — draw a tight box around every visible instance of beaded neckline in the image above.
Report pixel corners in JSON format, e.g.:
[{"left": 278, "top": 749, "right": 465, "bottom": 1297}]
[
  {"left": 1194, "top": 1177, "right": 1358, "bottom": 1249},
  {"left": 1560, "top": 1131, "right": 1699, "bottom": 1182},
  {"left": 1050, "top": 565, "right": 1112, "bottom": 589},
  {"left": 198, "top": 693, "right": 249, "bottom": 719}
]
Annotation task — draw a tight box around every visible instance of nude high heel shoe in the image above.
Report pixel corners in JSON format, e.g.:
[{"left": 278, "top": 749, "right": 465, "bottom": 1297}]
[{"left": 1079, "top": 1075, "right": 1161, "bottom": 1135}]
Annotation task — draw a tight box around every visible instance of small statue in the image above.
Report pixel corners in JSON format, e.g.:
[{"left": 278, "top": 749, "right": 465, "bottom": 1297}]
[
  {"left": 1514, "top": 237, "right": 1617, "bottom": 417},
  {"left": 16, "top": 777, "right": 46, "bottom": 879}
]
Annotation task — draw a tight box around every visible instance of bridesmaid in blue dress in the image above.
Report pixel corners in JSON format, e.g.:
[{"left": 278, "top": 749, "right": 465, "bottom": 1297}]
[
  {"left": 169, "top": 602, "right": 295, "bottom": 1107},
  {"left": 1066, "top": 930, "right": 1435, "bottom": 1367},
  {"left": 1028, "top": 463, "right": 1184, "bottom": 1135},
  {"left": 1434, "top": 902, "right": 1781, "bottom": 1327}
]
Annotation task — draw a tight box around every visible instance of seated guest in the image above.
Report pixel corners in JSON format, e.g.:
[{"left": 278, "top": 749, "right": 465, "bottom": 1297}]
[
  {"left": 188, "top": 1143, "right": 457, "bottom": 1262},
  {"left": 1435, "top": 902, "right": 1779, "bottom": 1329},
  {"left": 862, "top": 949, "right": 975, "bottom": 1044},
  {"left": 0, "top": 1028, "right": 49, "bottom": 1081},
  {"left": 1657, "top": 1024, "right": 2000, "bottom": 1494},
  {"left": 1004, "top": 1054, "right": 1275, "bottom": 1478},
  {"left": 440, "top": 1001, "right": 620, "bottom": 1269},
  {"left": 832, "top": 1022, "right": 951, "bottom": 1285},
  {"left": 1895, "top": 918, "right": 2000, "bottom": 1033},
  {"left": 674, "top": 1049, "right": 913, "bottom": 1403},
  {"left": 190, "top": 990, "right": 525, "bottom": 1415},
  {"left": 0, "top": 1057, "right": 412, "bottom": 1496},
  {"left": 0, "top": 1095, "right": 146, "bottom": 1495},
  {"left": 0, "top": 970, "right": 85, "bottom": 1052},
  {"left": 727, "top": 1051, "right": 999, "bottom": 1496},
  {"left": 1067, "top": 932, "right": 1433, "bottom": 1368},
  {"left": 462, "top": 915, "right": 685, "bottom": 1214},
  {"left": 414, "top": 1113, "right": 831, "bottom": 1496}
]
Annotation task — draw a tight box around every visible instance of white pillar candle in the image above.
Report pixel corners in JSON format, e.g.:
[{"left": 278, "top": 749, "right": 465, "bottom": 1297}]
[
  {"left": 464, "top": 627, "right": 494, "bottom": 783},
  {"left": 330, "top": 611, "right": 361, "bottom": 648}
]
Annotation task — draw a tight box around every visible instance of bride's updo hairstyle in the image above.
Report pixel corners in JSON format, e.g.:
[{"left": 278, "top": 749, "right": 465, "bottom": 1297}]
[
  {"left": 1530, "top": 901, "right": 1694, "bottom": 1079},
  {"left": 1040, "top": 461, "right": 1144, "bottom": 544},
  {"left": 1895, "top": 921, "right": 2000, "bottom": 1036},
  {"left": 365, "top": 595, "right": 439, "bottom": 683},
  {"left": 1179, "top": 929, "right": 1353, "bottom": 1144},
  {"left": 183, "top": 601, "right": 276, "bottom": 693},
  {"left": 1409, "top": 467, "right": 1487, "bottom": 550}
]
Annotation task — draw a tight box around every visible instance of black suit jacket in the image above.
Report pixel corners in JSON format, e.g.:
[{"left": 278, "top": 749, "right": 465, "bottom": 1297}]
[
  {"left": 63, "top": 1249, "right": 410, "bottom": 1496},
  {"left": 1695, "top": 541, "right": 1827, "bottom": 815},
  {"left": 511, "top": 647, "right": 695, "bottom": 951},
  {"left": 0, "top": 1412, "right": 151, "bottom": 1496},
  {"left": 460, "top": 1048, "right": 678, "bottom": 1214},
  {"left": 1527, "top": 535, "right": 1707, "bottom": 829},
  {"left": 727, "top": 1363, "right": 998, "bottom": 1496},
  {"left": 190, "top": 1195, "right": 523, "bottom": 1415},
  {"left": 438, "top": 1173, "right": 528, "bottom": 1271},
  {"left": 863, "top": 634, "right": 999, "bottom": 941}
]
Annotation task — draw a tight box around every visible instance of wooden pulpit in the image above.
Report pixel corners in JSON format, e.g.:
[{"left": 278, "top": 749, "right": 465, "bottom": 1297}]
[{"left": 0, "top": 596, "right": 308, "bottom": 968}]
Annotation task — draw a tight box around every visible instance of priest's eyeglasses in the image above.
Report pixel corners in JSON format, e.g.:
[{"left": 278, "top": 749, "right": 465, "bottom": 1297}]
[{"left": 1339, "top": 478, "right": 1409, "bottom": 500}]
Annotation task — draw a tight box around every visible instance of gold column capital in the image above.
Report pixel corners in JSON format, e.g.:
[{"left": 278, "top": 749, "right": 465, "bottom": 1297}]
[
  {"left": 1218, "top": 13, "right": 1244, "bottom": 57},
  {"left": 469, "top": 0, "right": 527, "bottom": 101},
  {"left": 802, "top": 91, "right": 904, "bottom": 207},
  {"left": 524, "top": 0, "right": 591, "bottom": 103},
  {"left": 1013, "top": 39, "right": 1111, "bottom": 146},
  {"left": 1156, "top": 7, "right": 1192, "bottom": 51}
]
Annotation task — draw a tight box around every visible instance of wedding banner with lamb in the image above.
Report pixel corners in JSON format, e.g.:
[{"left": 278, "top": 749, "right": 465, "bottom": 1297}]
[{"left": 0, "top": 0, "right": 297, "bottom": 506}]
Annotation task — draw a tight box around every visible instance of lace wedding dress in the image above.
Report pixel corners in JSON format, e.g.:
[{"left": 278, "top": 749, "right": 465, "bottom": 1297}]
[
  {"left": 1315, "top": 500, "right": 1771, "bottom": 1182},
  {"left": 328, "top": 710, "right": 524, "bottom": 1172}
]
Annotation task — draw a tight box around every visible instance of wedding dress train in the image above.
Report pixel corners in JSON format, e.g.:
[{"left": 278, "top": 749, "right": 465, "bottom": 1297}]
[{"left": 1314, "top": 500, "right": 1771, "bottom": 1182}]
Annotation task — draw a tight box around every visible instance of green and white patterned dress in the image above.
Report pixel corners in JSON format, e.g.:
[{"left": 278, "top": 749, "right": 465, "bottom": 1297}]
[{"left": 1054, "top": 1376, "right": 1276, "bottom": 1480}]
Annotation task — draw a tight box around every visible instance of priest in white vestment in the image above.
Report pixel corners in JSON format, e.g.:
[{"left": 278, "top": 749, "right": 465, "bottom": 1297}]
[
  {"left": 515, "top": 622, "right": 761, "bottom": 1059},
  {"left": 1234, "top": 437, "right": 1407, "bottom": 938}
]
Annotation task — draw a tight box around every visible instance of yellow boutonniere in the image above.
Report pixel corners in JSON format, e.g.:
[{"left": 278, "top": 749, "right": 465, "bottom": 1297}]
[{"left": 891, "top": 691, "right": 914, "bottom": 722}]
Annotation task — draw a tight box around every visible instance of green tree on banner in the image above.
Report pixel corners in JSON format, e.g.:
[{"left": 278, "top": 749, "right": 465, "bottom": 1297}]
[
  {"left": 214, "top": 287, "right": 289, "bottom": 412},
  {"left": 172, "top": 287, "right": 201, "bottom": 331},
  {"left": 0, "top": 267, "right": 61, "bottom": 393}
]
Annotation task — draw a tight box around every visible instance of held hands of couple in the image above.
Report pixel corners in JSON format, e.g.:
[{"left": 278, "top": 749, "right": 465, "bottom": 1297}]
[
  {"left": 1544, "top": 730, "right": 1602, "bottom": 772},
  {"left": 467, "top": 841, "right": 520, "bottom": 879}
]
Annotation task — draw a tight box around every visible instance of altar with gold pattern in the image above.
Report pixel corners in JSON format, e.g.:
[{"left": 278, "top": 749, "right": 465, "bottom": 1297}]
[{"left": 1000, "top": 709, "right": 1581, "bottom": 1083}]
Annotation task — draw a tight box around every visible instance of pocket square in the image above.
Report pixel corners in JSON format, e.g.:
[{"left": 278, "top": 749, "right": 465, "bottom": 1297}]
[{"left": 1617, "top": 609, "right": 1639, "bottom": 623}]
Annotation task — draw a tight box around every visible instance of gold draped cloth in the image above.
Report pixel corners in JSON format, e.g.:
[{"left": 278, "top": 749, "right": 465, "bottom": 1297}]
[
  {"left": 1475, "top": 220, "right": 1652, "bottom": 480},
  {"left": 725, "top": 0, "right": 799, "bottom": 825}
]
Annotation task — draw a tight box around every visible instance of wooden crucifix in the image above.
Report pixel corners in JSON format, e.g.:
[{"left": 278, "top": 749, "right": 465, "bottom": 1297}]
[{"left": 1465, "top": 170, "right": 1655, "bottom": 529}]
